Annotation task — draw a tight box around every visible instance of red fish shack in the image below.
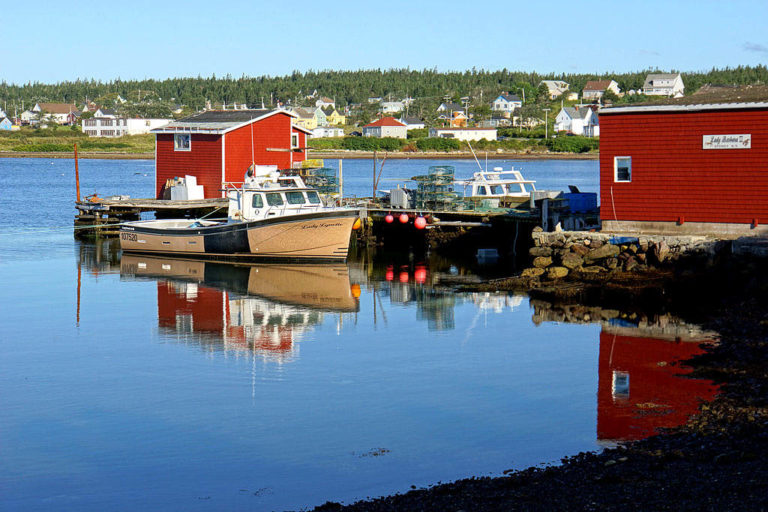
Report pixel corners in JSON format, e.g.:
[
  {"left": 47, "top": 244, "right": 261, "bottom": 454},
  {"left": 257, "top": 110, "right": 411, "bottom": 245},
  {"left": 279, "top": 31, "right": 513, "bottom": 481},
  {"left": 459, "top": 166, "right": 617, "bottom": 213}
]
[
  {"left": 599, "top": 94, "right": 768, "bottom": 236},
  {"left": 152, "top": 109, "right": 311, "bottom": 199}
]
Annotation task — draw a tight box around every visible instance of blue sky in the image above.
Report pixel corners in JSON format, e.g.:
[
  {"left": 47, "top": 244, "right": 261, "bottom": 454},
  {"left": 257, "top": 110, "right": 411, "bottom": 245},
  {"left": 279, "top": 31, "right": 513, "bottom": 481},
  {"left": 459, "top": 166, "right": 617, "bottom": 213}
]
[{"left": 1, "top": 0, "right": 766, "bottom": 84}]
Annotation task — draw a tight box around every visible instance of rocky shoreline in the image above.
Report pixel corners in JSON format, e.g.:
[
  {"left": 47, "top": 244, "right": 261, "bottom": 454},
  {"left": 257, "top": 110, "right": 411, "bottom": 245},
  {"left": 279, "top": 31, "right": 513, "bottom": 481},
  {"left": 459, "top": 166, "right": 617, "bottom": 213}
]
[{"left": 310, "top": 256, "right": 768, "bottom": 511}]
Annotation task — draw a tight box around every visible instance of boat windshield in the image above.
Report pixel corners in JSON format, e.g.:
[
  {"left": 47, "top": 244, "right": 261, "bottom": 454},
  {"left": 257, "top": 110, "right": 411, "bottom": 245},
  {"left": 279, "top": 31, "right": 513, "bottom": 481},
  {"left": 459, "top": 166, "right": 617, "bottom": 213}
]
[
  {"left": 306, "top": 191, "right": 322, "bottom": 204},
  {"left": 286, "top": 191, "right": 306, "bottom": 205},
  {"left": 266, "top": 192, "right": 284, "bottom": 206},
  {"left": 490, "top": 185, "right": 504, "bottom": 195},
  {"left": 251, "top": 194, "right": 264, "bottom": 208}
]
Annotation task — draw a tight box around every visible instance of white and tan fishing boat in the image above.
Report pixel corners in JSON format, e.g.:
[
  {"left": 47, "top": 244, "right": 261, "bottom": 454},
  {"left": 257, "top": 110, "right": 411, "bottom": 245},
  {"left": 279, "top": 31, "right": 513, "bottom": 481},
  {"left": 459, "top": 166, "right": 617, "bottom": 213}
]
[
  {"left": 120, "top": 166, "right": 361, "bottom": 261},
  {"left": 457, "top": 167, "right": 536, "bottom": 207}
]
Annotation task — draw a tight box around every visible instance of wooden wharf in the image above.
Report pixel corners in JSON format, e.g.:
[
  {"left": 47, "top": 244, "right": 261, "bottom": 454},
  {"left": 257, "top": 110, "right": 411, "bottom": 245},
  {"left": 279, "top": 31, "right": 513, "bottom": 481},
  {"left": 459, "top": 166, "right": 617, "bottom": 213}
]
[{"left": 74, "top": 197, "right": 228, "bottom": 238}]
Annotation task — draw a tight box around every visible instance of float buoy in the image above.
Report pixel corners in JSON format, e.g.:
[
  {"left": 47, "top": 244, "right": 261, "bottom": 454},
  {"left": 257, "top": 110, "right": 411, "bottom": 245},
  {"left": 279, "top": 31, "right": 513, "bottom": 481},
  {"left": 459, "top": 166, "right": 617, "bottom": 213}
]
[
  {"left": 399, "top": 213, "right": 409, "bottom": 224},
  {"left": 385, "top": 214, "right": 394, "bottom": 224},
  {"left": 414, "top": 216, "right": 427, "bottom": 229}
]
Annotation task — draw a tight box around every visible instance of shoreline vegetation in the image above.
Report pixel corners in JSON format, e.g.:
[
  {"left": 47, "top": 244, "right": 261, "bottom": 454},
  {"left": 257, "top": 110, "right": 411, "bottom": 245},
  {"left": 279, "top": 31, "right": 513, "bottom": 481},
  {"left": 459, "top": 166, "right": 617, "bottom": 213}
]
[{"left": 0, "top": 129, "right": 598, "bottom": 160}]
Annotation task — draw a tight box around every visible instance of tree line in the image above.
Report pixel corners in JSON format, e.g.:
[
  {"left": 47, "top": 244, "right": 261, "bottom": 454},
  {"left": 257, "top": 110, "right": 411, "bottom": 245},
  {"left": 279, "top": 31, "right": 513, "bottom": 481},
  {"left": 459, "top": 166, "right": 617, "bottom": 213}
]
[{"left": 2, "top": 66, "right": 766, "bottom": 116}]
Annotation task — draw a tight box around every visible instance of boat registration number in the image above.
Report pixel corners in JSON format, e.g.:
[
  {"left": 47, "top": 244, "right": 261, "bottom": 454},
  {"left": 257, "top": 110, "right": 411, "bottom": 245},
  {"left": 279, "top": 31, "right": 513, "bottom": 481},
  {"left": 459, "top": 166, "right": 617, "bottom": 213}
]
[{"left": 121, "top": 232, "right": 138, "bottom": 242}]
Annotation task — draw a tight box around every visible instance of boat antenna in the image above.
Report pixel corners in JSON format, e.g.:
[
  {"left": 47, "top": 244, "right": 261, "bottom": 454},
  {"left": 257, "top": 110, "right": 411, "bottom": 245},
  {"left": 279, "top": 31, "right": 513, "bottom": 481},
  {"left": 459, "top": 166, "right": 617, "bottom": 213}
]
[
  {"left": 466, "top": 141, "right": 483, "bottom": 172},
  {"left": 250, "top": 116, "right": 255, "bottom": 170}
]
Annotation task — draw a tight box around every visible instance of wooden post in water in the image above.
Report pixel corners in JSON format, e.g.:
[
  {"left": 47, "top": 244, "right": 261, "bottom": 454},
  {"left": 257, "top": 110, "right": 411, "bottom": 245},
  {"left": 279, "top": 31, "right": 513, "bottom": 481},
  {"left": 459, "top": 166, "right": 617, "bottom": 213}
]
[
  {"left": 372, "top": 150, "right": 377, "bottom": 200},
  {"left": 338, "top": 159, "right": 343, "bottom": 202},
  {"left": 74, "top": 142, "right": 81, "bottom": 202}
]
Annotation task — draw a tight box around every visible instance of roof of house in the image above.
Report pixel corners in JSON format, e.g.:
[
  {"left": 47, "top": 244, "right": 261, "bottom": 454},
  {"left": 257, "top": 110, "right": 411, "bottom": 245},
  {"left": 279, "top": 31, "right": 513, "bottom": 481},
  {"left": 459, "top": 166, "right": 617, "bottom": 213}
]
[
  {"left": 364, "top": 117, "right": 406, "bottom": 128},
  {"left": 37, "top": 102, "right": 78, "bottom": 114},
  {"left": 401, "top": 117, "right": 423, "bottom": 125},
  {"left": 561, "top": 106, "right": 592, "bottom": 120},
  {"left": 318, "top": 96, "right": 334, "bottom": 103},
  {"left": 439, "top": 102, "right": 464, "bottom": 110},
  {"left": 97, "top": 108, "right": 117, "bottom": 116},
  {"left": 583, "top": 80, "right": 615, "bottom": 91},
  {"left": 151, "top": 109, "right": 295, "bottom": 134},
  {"left": 643, "top": 73, "right": 682, "bottom": 87},
  {"left": 291, "top": 107, "right": 316, "bottom": 119},
  {"left": 496, "top": 93, "right": 521, "bottom": 102}
]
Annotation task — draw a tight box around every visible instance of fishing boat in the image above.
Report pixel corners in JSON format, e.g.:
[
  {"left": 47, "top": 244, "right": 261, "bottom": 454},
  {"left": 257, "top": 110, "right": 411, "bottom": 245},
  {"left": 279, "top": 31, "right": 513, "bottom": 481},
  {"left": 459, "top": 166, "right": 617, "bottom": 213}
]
[
  {"left": 119, "top": 165, "right": 361, "bottom": 261},
  {"left": 456, "top": 167, "right": 536, "bottom": 207}
]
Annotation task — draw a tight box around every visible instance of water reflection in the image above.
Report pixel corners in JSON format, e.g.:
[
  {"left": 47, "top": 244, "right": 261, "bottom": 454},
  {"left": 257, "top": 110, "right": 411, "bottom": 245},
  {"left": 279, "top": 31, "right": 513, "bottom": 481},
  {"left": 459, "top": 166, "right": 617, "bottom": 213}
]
[
  {"left": 531, "top": 301, "right": 719, "bottom": 444},
  {"left": 120, "top": 254, "right": 359, "bottom": 363}
]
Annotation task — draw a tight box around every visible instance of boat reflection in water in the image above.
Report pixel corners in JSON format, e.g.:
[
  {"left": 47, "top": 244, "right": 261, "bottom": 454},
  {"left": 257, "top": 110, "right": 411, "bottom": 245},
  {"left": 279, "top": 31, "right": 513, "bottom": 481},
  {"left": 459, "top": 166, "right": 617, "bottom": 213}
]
[
  {"left": 531, "top": 301, "right": 719, "bottom": 444},
  {"left": 120, "top": 255, "right": 360, "bottom": 362}
]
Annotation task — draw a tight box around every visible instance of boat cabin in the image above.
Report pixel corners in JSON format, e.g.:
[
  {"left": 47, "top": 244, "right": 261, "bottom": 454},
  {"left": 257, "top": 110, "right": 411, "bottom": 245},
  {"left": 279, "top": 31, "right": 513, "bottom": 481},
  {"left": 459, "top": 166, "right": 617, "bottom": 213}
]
[
  {"left": 226, "top": 165, "right": 326, "bottom": 221},
  {"left": 459, "top": 168, "right": 536, "bottom": 206}
]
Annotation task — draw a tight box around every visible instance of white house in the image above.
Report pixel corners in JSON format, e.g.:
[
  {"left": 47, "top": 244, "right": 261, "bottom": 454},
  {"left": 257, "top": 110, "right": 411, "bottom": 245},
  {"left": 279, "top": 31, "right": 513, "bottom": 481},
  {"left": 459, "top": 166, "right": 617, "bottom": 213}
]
[
  {"left": 400, "top": 117, "right": 425, "bottom": 130},
  {"left": 0, "top": 117, "right": 12, "bottom": 131},
  {"left": 642, "top": 73, "right": 685, "bottom": 97},
  {"left": 31, "top": 103, "right": 79, "bottom": 124},
  {"left": 491, "top": 93, "right": 522, "bottom": 114},
  {"left": 315, "top": 96, "right": 335, "bottom": 108},
  {"left": 94, "top": 107, "right": 117, "bottom": 118},
  {"left": 20, "top": 110, "right": 36, "bottom": 124},
  {"left": 311, "top": 126, "right": 344, "bottom": 138},
  {"left": 436, "top": 102, "right": 465, "bottom": 114},
  {"left": 582, "top": 80, "right": 621, "bottom": 100},
  {"left": 554, "top": 106, "right": 599, "bottom": 137},
  {"left": 363, "top": 117, "right": 408, "bottom": 138},
  {"left": 539, "top": 80, "right": 570, "bottom": 99},
  {"left": 429, "top": 127, "right": 497, "bottom": 141},
  {"left": 381, "top": 101, "right": 405, "bottom": 114},
  {"left": 82, "top": 117, "right": 172, "bottom": 137}
]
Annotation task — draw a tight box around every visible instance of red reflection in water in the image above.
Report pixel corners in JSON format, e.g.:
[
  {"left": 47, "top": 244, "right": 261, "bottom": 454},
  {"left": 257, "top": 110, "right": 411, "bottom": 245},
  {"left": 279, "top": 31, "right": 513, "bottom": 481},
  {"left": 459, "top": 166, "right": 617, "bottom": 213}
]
[{"left": 597, "top": 331, "right": 718, "bottom": 442}]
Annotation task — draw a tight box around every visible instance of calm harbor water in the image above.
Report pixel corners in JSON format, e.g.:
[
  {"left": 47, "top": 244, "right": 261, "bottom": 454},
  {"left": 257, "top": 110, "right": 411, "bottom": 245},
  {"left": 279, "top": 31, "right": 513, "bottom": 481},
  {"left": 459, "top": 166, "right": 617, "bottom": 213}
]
[{"left": 0, "top": 158, "right": 717, "bottom": 511}]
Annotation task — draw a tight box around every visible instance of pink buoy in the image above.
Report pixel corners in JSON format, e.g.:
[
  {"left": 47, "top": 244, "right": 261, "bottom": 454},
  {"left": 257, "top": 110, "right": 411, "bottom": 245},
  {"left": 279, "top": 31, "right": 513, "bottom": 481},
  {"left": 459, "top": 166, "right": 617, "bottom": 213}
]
[
  {"left": 414, "top": 216, "right": 427, "bottom": 229},
  {"left": 414, "top": 267, "right": 427, "bottom": 284},
  {"left": 385, "top": 214, "right": 394, "bottom": 224},
  {"left": 399, "top": 271, "right": 409, "bottom": 283},
  {"left": 399, "top": 213, "right": 409, "bottom": 224}
]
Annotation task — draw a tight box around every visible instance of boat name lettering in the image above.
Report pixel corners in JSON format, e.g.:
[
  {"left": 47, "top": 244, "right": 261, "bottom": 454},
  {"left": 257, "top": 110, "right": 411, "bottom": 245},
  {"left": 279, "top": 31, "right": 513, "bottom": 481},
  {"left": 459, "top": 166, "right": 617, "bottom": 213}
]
[
  {"left": 121, "top": 232, "right": 138, "bottom": 242},
  {"left": 301, "top": 222, "right": 343, "bottom": 229}
]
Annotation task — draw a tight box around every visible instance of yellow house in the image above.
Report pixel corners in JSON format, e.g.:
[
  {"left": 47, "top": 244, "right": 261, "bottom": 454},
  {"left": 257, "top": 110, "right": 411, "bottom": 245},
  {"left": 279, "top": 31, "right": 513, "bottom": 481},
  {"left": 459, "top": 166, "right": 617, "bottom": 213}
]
[
  {"left": 323, "top": 107, "right": 346, "bottom": 126},
  {"left": 291, "top": 107, "right": 318, "bottom": 130}
]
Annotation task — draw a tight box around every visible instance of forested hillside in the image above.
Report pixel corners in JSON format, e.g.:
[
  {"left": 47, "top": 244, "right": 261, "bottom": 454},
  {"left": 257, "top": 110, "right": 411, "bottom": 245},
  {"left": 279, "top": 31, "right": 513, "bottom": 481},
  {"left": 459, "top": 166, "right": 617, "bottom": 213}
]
[{"left": 2, "top": 66, "right": 766, "bottom": 115}]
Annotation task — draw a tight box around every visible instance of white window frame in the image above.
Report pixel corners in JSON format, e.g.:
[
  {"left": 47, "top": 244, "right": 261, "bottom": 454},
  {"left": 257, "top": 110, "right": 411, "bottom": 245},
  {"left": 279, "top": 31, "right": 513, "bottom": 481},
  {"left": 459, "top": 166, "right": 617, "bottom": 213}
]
[
  {"left": 614, "top": 156, "right": 631, "bottom": 182},
  {"left": 174, "top": 133, "right": 191, "bottom": 152},
  {"left": 291, "top": 133, "right": 299, "bottom": 148}
]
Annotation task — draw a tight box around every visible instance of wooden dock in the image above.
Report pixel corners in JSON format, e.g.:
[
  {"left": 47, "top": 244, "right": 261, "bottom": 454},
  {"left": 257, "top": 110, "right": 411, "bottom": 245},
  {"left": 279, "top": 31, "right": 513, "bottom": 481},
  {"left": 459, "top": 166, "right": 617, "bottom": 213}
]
[{"left": 74, "top": 197, "right": 228, "bottom": 238}]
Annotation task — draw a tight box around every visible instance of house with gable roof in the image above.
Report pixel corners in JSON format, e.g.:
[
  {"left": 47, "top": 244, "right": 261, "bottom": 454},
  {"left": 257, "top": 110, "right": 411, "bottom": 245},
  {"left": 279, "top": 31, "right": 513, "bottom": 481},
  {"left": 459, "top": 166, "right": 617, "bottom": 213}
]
[
  {"left": 642, "top": 73, "right": 685, "bottom": 97},
  {"left": 32, "top": 102, "right": 80, "bottom": 124},
  {"left": 323, "top": 107, "right": 346, "bottom": 125},
  {"left": 491, "top": 92, "right": 522, "bottom": 114},
  {"left": 582, "top": 80, "right": 621, "bottom": 101},
  {"left": 315, "top": 96, "right": 335, "bottom": 108},
  {"left": 0, "top": 117, "right": 12, "bottom": 131},
  {"left": 539, "top": 80, "right": 570, "bottom": 100},
  {"left": 555, "top": 106, "right": 599, "bottom": 137},
  {"left": 362, "top": 117, "right": 407, "bottom": 138}
]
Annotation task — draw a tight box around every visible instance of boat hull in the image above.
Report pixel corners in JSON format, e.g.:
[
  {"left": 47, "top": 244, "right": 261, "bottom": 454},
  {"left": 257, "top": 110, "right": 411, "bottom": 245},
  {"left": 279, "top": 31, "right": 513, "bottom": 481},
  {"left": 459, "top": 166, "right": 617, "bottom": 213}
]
[{"left": 120, "top": 210, "right": 359, "bottom": 261}]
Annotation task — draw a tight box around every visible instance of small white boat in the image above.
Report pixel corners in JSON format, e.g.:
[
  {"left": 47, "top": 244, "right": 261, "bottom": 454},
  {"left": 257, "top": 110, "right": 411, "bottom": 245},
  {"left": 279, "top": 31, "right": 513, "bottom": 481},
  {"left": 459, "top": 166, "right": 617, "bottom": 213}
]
[
  {"left": 456, "top": 167, "right": 536, "bottom": 207},
  {"left": 120, "top": 165, "right": 361, "bottom": 262}
]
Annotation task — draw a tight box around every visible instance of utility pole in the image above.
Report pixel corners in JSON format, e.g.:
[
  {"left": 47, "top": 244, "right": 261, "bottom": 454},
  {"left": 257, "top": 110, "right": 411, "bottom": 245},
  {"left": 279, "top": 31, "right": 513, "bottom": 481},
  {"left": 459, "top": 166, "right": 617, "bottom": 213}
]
[{"left": 543, "top": 108, "right": 551, "bottom": 139}]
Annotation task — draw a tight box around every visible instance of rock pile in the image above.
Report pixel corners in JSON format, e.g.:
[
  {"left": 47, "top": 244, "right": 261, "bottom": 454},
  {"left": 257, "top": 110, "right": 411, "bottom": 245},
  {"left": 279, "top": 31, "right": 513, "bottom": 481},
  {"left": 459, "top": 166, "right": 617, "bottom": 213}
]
[{"left": 521, "top": 229, "right": 726, "bottom": 279}]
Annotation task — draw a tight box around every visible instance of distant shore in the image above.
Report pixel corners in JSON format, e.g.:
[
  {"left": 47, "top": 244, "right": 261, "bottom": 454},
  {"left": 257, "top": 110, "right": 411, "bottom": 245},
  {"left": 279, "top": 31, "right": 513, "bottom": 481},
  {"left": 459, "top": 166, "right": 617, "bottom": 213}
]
[{"left": 0, "top": 150, "right": 598, "bottom": 161}]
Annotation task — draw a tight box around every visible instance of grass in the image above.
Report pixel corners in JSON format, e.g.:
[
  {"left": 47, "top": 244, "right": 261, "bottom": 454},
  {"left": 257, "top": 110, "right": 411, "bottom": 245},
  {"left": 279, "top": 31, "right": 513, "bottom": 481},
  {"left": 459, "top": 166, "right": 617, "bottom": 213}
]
[{"left": 0, "top": 127, "right": 155, "bottom": 153}]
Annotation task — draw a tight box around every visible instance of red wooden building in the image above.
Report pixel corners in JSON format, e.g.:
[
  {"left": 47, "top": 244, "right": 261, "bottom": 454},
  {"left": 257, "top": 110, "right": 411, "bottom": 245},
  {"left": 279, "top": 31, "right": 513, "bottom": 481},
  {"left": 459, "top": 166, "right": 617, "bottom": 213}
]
[
  {"left": 599, "top": 101, "right": 768, "bottom": 236},
  {"left": 152, "top": 109, "right": 312, "bottom": 199}
]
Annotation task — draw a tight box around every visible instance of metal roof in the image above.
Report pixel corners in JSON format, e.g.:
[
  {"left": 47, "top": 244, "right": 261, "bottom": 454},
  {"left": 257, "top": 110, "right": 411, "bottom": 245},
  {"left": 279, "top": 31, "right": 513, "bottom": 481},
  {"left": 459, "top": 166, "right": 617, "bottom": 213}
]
[
  {"left": 599, "top": 101, "right": 768, "bottom": 115},
  {"left": 152, "top": 109, "right": 295, "bottom": 134}
]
